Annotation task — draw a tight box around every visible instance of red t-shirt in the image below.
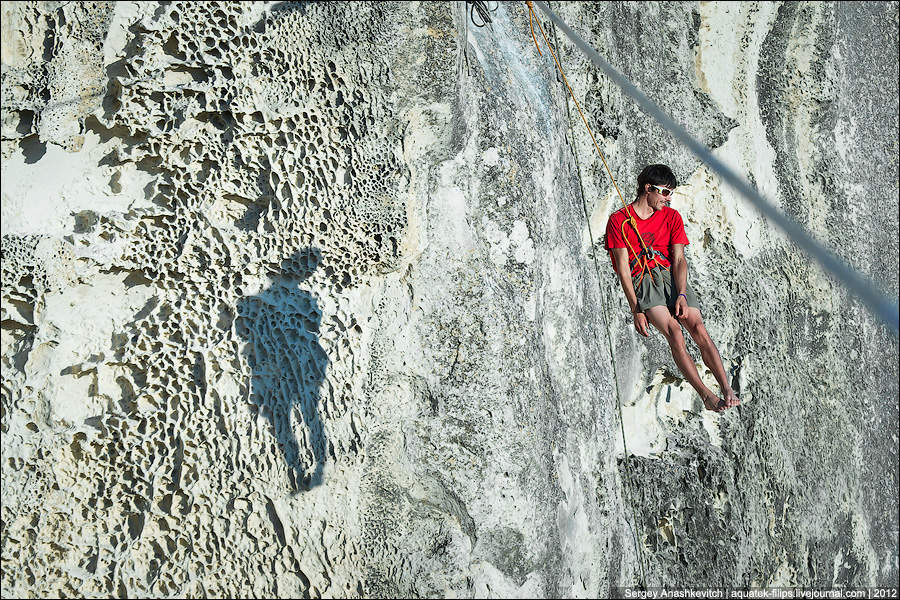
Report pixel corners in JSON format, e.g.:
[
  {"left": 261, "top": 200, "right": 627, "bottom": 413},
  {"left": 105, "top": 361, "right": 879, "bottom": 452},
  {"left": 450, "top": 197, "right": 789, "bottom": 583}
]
[{"left": 605, "top": 205, "right": 689, "bottom": 277}]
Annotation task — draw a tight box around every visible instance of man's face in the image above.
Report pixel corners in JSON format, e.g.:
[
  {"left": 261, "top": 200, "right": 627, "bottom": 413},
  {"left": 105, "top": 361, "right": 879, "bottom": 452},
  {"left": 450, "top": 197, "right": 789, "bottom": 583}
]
[{"left": 646, "top": 183, "right": 674, "bottom": 210}]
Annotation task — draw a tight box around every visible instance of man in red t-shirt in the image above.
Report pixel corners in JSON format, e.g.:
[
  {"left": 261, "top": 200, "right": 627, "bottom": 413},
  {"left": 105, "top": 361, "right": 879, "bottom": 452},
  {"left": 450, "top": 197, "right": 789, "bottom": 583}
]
[{"left": 605, "top": 164, "right": 740, "bottom": 412}]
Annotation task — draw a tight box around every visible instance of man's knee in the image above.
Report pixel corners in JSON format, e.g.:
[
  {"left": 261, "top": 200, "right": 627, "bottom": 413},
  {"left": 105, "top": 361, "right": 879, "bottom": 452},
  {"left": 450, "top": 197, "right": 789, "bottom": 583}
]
[
  {"left": 660, "top": 325, "right": 692, "bottom": 360},
  {"left": 645, "top": 307, "right": 686, "bottom": 341},
  {"left": 679, "top": 308, "right": 706, "bottom": 338},
  {"left": 656, "top": 316, "right": 685, "bottom": 342}
]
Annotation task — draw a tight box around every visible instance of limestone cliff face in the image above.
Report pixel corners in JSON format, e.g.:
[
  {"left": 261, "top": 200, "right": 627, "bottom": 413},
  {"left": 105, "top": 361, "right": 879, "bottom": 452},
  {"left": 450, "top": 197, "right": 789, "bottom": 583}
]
[{"left": 1, "top": 1, "right": 897, "bottom": 596}]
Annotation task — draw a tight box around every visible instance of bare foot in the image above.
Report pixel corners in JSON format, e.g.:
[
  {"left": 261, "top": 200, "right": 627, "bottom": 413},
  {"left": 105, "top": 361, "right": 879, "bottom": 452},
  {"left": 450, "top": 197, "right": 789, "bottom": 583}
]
[
  {"left": 702, "top": 393, "right": 725, "bottom": 413},
  {"left": 722, "top": 389, "right": 741, "bottom": 408}
]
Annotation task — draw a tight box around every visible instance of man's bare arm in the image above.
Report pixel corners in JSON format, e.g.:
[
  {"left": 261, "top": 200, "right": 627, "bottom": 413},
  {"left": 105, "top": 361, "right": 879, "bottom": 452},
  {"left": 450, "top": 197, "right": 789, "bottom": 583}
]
[
  {"left": 610, "top": 247, "right": 649, "bottom": 336},
  {"left": 610, "top": 248, "right": 638, "bottom": 311},
  {"left": 670, "top": 244, "right": 688, "bottom": 292},
  {"left": 669, "top": 244, "right": 689, "bottom": 317}
]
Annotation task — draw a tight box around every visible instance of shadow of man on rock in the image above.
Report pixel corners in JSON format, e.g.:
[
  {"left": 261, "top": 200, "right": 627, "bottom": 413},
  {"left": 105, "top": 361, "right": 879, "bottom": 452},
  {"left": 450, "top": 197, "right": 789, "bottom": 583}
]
[{"left": 235, "top": 249, "right": 327, "bottom": 492}]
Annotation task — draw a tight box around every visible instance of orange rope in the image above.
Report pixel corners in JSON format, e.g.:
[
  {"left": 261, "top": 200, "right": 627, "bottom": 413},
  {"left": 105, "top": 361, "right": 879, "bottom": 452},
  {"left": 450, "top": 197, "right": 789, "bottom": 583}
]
[{"left": 525, "top": 1, "right": 662, "bottom": 283}]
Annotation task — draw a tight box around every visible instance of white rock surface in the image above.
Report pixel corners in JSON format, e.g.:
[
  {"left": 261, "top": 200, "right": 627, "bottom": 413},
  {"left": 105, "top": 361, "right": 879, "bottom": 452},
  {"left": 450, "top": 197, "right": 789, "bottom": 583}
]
[{"left": 1, "top": 1, "right": 897, "bottom": 597}]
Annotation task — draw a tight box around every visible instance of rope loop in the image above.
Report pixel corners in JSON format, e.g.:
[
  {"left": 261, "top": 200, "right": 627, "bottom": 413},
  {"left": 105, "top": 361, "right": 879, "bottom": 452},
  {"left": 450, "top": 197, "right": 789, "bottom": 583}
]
[{"left": 466, "top": 0, "right": 498, "bottom": 28}]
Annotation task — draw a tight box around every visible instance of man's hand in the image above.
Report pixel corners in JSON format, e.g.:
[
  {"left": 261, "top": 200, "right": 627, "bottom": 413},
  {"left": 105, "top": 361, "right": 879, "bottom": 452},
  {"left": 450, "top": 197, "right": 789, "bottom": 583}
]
[
  {"left": 633, "top": 311, "right": 649, "bottom": 337},
  {"left": 674, "top": 294, "right": 688, "bottom": 318}
]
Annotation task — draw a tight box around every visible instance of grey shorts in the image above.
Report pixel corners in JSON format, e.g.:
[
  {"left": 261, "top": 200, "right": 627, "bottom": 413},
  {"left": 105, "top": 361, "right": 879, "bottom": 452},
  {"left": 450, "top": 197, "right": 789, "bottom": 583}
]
[{"left": 632, "top": 266, "right": 699, "bottom": 314}]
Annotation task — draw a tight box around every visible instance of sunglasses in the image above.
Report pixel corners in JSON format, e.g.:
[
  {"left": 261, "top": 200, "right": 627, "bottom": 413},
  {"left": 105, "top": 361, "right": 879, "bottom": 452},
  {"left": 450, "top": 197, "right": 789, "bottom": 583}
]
[{"left": 648, "top": 184, "right": 674, "bottom": 197}]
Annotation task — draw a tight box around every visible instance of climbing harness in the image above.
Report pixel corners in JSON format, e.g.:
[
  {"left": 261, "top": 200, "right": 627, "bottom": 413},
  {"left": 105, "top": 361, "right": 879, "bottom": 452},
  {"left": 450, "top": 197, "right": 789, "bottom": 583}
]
[
  {"left": 525, "top": 0, "right": 649, "bottom": 586},
  {"left": 626, "top": 227, "right": 672, "bottom": 291}
]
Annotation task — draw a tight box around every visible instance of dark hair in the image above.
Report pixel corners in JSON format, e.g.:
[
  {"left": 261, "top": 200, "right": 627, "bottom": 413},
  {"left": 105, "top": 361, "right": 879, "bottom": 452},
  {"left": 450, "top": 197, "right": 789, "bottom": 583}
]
[{"left": 636, "top": 164, "right": 678, "bottom": 200}]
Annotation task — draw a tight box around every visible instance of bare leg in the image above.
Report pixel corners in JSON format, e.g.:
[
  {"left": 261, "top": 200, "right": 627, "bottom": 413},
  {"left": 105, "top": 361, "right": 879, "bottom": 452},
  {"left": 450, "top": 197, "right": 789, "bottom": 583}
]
[
  {"left": 643, "top": 306, "right": 724, "bottom": 412},
  {"left": 677, "top": 307, "right": 741, "bottom": 408}
]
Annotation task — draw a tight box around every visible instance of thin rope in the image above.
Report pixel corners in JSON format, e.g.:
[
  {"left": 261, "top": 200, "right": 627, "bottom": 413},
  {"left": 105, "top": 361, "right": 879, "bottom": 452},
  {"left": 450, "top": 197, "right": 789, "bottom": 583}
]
[
  {"left": 525, "top": 2, "right": 659, "bottom": 287},
  {"left": 531, "top": 0, "right": 898, "bottom": 335},
  {"left": 529, "top": 1, "right": 649, "bottom": 587},
  {"left": 554, "top": 41, "right": 650, "bottom": 591}
]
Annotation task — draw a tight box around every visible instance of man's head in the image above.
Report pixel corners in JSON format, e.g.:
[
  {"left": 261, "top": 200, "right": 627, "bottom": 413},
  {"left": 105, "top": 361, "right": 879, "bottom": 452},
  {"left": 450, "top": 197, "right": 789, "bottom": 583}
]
[{"left": 636, "top": 164, "right": 678, "bottom": 210}]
